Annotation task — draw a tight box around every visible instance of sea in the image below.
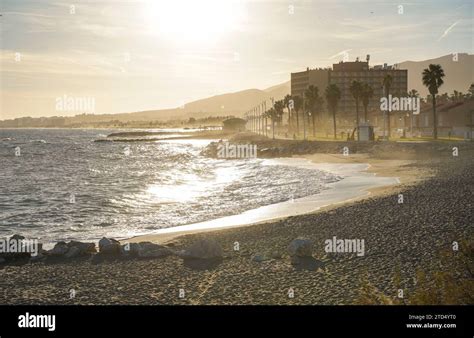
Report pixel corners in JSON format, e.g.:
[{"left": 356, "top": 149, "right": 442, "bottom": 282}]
[{"left": 0, "top": 129, "right": 340, "bottom": 244}]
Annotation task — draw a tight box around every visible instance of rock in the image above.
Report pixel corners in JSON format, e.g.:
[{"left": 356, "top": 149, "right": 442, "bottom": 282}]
[
  {"left": 45, "top": 241, "right": 95, "bottom": 259},
  {"left": 287, "top": 238, "right": 313, "bottom": 257},
  {"left": 120, "top": 241, "right": 170, "bottom": 258},
  {"left": 67, "top": 241, "right": 96, "bottom": 255},
  {"left": 10, "top": 234, "right": 25, "bottom": 241},
  {"left": 251, "top": 253, "right": 271, "bottom": 262},
  {"left": 120, "top": 242, "right": 142, "bottom": 256},
  {"left": 65, "top": 246, "right": 81, "bottom": 259},
  {"left": 136, "top": 242, "right": 171, "bottom": 258},
  {"left": 98, "top": 237, "right": 121, "bottom": 255},
  {"left": 30, "top": 254, "right": 46, "bottom": 263},
  {"left": 120, "top": 242, "right": 171, "bottom": 258},
  {"left": 0, "top": 257, "right": 5, "bottom": 264},
  {"left": 48, "top": 242, "right": 69, "bottom": 256},
  {"left": 182, "top": 239, "right": 223, "bottom": 259},
  {"left": 290, "top": 255, "right": 301, "bottom": 265}
]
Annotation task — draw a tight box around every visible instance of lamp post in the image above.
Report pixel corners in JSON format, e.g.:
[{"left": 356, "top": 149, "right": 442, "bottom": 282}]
[{"left": 263, "top": 102, "right": 266, "bottom": 134}]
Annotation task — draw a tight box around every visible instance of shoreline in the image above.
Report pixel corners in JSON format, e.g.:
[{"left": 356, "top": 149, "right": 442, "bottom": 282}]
[
  {"left": 1, "top": 135, "right": 472, "bottom": 305},
  {"left": 125, "top": 154, "right": 415, "bottom": 245}
]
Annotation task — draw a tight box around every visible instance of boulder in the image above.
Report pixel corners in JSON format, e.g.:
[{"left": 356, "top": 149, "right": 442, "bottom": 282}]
[
  {"left": 120, "top": 242, "right": 142, "bottom": 256},
  {"left": 98, "top": 237, "right": 121, "bottom": 255},
  {"left": 182, "top": 239, "right": 223, "bottom": 259},
  {"left": 30, "top": 254, "right": 46, "bottom": 263},
  {"left": 287, "top": 238, "right": 313, "bottom": 257},
  {"left": 67, "top": 241, "right": 96, "bottom": 255},
  {"left": 64, "top": 246, "right": 81, "bottom": 259},
  {"left": 48, "top": 242, "right": 69, "bottom": 256},
  {"left": 136, "top": 242, "right": 171, "bottom": 258},
  {"left": 10, "top": 234, "right": 25, "bottom": 241}
]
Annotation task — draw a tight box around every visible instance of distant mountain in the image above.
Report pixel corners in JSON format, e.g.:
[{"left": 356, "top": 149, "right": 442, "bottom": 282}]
[
  {"left": 397, "top": 53, "right": 474, "bottom": 97},
  {"left": 177, "top": 81, "right": 290, "bottom": 118},
  {"left": 263, "top": 81, "right": 291, "bottom": 97},
  {"left": 118, "top": 81, "right": 291, "bottom": 121}
]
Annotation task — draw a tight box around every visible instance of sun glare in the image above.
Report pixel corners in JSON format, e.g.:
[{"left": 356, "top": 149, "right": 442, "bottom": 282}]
[{"left": 143, "top": 0, "right": 244, "bottom": 43}]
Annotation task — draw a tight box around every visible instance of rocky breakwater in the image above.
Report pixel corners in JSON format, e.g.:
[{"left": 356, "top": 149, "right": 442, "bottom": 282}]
[
  {"left": 0, "top": 235, "right": 227, "bottom": 268},
  {"left": 201, "top": 132, "right": 473, "bottom": 160}
]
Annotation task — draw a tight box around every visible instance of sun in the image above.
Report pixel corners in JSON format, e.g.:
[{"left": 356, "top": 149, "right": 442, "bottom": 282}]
[{"left": 143, "top": 0, "right": 244, "bottom": 44}]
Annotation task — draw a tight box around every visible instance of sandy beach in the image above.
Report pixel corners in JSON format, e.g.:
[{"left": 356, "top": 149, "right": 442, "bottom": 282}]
[{"left": 0, "top": 137, "right": 472, "bottom": 305}]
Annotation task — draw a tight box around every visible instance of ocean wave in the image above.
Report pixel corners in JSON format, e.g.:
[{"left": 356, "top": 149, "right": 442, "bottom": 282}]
[{"left": 0, "top": 129, "right": 341, "bottom": 244}]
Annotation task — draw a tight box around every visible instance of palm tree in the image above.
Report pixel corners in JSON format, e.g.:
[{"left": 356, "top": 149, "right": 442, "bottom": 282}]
[
  {"left": 325, "top": 84, "right": 341, "bottom": 139},
  {"left": 408, "top": 89, "right": 419, "bottom": 98},
  {"left": 468, "top": 83, "right": 474, "bottom": 98},
  {"left": 451, "top": 90, "right": 464, "bottom": 102},
  {"left": 407, "top": 89, "right": 419, "bottom": 134},
  {"left": 265, "top": 107, "right": 278, "bottom": 139},
  {"left": 349, "top": 81, "right": 363, "bottom": 139},
  {"left": 382, "top": 74, "right": 393, "bottom": 138},
  {"left": 292, "top": 95, "right": 303, "bottom": 137},
  {"left": 422, "top": 64, "right": 445, "bottom": 139},
  {"left": 360, "top": 83, "right": 373, "bottom": 123},
  {"left": 273, "top": 100, "right": 285, "bottom": 127},
  {"left": 304, "top": 85, "right": 321, "bottom": 137},
  {"left": 283, "top": 94, "right": 293, "bottom": 130}
]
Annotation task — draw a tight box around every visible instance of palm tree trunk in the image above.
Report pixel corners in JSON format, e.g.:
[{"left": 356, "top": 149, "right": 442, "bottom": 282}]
[
  {"left": 303, "top": 111, "right": 306, "bottom": 140},
  {"left": 386, "top": 90, "right": 391, "bottom": 138},
  {"left": 288, "top": 108, "right": 291, "bottom": 132},
  {"left": 364, "top": 105, "right": 368, "bottom": 123},
  {"left": 356, "top": 100, "right": 360, "bottom": 140},
  {"left": 387, "top": 111, "right": 391, "bottom": 138},
  {"left": 432, "top": 95, "right": 437, "bottom": 139},
  {"left": 332, "top": 108, "right": 337, "bottom": 139},
  {"left": 272, "top": 119, "right": 275, "bottom": 139},
  {"left": 296, "top": 110, "right": 299, "bottom": 137},
  {"left": 312, "top": 113, "right": 316, "bottom": 137}
]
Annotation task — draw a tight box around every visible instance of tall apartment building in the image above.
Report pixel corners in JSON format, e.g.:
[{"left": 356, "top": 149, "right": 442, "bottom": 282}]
[
  {"left": 291, "top": 67, "right": 330, "bottom": 98},
  {"left": 290, "top": 58, "right": 408, "bottom": 118}
]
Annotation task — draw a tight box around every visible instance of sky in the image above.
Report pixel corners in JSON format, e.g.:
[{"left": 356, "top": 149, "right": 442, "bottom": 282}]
[{"left": 1, "top": 0, "right": 473, "bottom": 119}]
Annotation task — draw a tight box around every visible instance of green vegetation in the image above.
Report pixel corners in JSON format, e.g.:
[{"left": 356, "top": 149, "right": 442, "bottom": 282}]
[{"left": 356, "top": 239, "right": 474, "bottom": 305}]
